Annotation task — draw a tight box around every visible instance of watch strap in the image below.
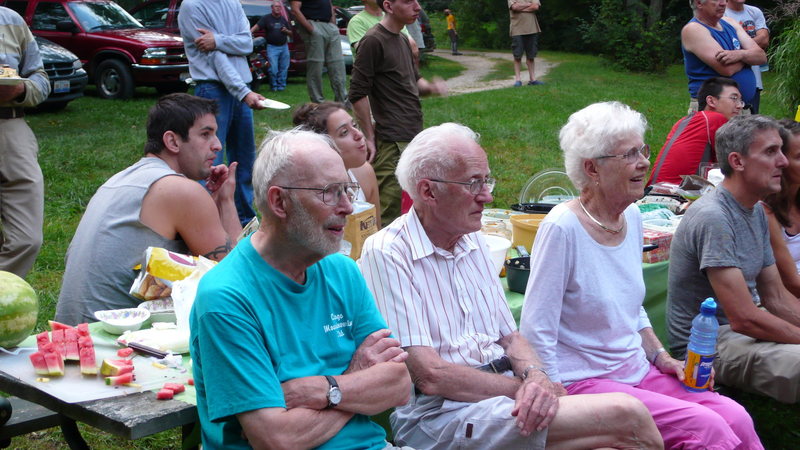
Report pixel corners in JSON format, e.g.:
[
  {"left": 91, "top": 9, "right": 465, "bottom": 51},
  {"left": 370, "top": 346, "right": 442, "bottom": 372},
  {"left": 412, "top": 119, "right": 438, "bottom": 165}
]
[{"left": 325, "top": 375, "right": 340, "bottom": 409}]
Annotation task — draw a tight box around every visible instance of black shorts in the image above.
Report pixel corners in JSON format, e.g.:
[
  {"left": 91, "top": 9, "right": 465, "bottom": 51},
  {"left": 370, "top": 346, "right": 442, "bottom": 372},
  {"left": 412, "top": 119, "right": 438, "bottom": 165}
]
[{"left": 512, "top": 33, "right": 539, "bottom": 60}]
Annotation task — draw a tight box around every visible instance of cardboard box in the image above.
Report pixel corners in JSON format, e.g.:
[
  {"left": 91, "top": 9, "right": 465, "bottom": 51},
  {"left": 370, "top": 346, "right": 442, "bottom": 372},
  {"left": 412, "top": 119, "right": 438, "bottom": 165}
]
[{"left": 642, "top": 228, "right": 673, "bottom": 264}]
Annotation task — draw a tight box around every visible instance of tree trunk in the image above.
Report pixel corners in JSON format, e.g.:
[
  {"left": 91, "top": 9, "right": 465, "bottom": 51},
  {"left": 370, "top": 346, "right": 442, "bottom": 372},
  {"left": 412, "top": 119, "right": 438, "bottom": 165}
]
[{"left": 648, "top": 0, "right": 663, "bottom": 27}]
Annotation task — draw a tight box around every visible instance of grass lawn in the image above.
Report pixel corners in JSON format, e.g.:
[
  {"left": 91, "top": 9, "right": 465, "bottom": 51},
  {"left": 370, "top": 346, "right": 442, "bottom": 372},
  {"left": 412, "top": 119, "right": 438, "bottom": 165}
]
[{"left": 5, "top": 50, "right": 797, "bottom": 448}]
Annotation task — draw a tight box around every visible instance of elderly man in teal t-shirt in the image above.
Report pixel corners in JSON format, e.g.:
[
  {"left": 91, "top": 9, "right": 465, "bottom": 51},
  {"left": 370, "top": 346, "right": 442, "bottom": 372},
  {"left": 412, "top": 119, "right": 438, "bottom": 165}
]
[{"left": 190, "top": 129, "right": 411, "bottom": 449}]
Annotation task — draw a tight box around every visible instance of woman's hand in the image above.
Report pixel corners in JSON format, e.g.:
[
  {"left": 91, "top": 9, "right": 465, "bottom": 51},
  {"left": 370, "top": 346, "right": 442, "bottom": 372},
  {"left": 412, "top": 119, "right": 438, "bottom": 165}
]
[{"left": 654, "top": 352, "right": 686, "bottom": 381}]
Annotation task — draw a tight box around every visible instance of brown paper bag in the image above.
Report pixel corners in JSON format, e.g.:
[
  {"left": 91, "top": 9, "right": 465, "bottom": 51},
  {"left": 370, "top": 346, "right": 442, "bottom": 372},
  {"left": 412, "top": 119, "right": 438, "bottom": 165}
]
[{"left": 344, "top": 202, "right": 378, "bottom": 260}]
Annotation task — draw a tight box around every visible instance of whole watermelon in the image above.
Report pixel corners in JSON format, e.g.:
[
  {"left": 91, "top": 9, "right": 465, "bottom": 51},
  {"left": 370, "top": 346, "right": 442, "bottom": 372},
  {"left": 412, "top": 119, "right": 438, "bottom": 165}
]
[{"left": 0, "top": 271, "right": 39, "bottom": 349}]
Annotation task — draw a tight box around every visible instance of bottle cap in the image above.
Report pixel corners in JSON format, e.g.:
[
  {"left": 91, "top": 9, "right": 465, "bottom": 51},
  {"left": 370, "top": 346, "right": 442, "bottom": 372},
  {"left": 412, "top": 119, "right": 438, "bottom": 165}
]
[{"left": 700, "top": 297, "right": 717, "bottom": 315}]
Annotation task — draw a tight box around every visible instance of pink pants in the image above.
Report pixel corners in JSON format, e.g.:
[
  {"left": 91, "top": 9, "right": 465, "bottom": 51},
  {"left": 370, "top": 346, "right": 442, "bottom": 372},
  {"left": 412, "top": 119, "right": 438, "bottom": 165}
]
[{"left": 566, "top": 365, "right": 762, "bottom": 450}]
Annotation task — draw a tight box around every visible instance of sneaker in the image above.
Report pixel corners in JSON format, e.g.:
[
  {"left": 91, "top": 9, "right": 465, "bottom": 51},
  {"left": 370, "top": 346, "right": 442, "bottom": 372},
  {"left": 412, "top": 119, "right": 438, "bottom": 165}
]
[
  {"left": 528, "top": 80, "right": 544, "bottom": 86},
  {"left": 513, "top": 81, "right": 522, "bottom": 87}
]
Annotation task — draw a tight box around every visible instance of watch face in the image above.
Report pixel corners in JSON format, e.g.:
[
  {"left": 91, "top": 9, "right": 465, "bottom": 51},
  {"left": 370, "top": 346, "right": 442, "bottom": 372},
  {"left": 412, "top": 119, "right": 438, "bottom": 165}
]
[{"left": 329, "top": 387, "right": 342, "bottom": 405}]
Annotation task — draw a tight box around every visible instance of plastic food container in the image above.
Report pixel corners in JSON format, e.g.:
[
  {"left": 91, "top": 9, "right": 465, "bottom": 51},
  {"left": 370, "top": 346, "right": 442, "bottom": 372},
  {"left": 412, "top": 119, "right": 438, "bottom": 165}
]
[
  {"left": 510, "top": 214, "right": 547, "bottom": 252},
  {"left": 94, "top": 308, "right": 151, "bottom": 335},
  {"left": 482, "top": 234, "right": 512, "bottom": 276}
]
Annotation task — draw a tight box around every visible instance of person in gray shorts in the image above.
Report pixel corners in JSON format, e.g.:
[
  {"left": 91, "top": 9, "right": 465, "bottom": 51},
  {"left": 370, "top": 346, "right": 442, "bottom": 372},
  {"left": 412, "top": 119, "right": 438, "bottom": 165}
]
[{"left": 509, "top": 0, "right": 543, "bottom": 86}]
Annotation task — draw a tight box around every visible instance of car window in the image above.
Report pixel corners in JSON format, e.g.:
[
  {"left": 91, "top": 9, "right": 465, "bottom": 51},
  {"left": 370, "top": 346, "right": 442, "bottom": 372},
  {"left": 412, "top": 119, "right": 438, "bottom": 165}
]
[
  {"left": 5, "top": 1, "right": 27, "bottom": 16},
  {"left": 32, "top": 2, "right": 72, "bottom": 31},
  {"left": 67, "top": 1, "right": 143, "bottom": 31},
  {"left": 131, "top": 0, "right": 169, "bottom": 28}
]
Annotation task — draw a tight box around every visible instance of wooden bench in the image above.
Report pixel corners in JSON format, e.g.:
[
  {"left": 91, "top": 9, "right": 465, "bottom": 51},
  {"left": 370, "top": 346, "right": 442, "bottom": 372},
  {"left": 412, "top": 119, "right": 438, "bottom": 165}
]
[{"left": 0, "top": 397, "right": 60, "bottom": 448}]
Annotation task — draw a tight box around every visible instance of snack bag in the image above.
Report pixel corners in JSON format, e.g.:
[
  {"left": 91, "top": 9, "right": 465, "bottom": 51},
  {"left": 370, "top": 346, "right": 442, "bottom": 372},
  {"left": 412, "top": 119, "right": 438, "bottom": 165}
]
[
  {"left": 343, "top": 201, "right": 378, "bottom": 260},
  {"left": 129, "top": 247, "right": 213, "bottom": 300}
]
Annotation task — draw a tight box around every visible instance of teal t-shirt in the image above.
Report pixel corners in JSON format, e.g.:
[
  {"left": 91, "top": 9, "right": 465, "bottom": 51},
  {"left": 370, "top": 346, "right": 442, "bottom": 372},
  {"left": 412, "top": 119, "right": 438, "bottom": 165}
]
[{"left": 190, "top": 236, "right": 389, "bottom": 449}]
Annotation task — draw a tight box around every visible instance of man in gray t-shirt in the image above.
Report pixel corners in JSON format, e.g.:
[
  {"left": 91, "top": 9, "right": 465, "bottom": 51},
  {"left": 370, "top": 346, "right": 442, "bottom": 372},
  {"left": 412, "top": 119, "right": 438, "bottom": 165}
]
[{"left": 668, "top": 115, "right": 800, "bottom": 403}]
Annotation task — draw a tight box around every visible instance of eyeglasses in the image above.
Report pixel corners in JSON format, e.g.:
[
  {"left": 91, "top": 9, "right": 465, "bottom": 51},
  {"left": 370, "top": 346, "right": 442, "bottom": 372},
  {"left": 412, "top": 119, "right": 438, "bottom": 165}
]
[
  {"left": 277, "top": 182, "right": 360, "bottom": 206},
  {"left": 718, "top": 95, "right": 745, "bottom": 106},
  {"left": 428, "top": 176, "right": 496, "bottom": 195},
  {"left": 596, "top": 144, "right": 650, "bottom": 163}
]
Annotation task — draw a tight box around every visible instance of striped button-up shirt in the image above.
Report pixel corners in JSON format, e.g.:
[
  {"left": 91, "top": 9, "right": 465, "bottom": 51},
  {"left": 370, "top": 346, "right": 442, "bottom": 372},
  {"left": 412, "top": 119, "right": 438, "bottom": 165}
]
[{"left": 359, "top": 208, "right": 516, "bottom": 368}]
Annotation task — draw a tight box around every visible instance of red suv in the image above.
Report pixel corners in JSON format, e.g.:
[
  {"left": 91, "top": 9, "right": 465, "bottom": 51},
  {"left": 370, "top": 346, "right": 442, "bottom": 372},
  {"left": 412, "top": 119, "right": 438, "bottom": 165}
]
[
  {"left": 125, "top": 0, "right": 352, "bottom": 76},
  {"left": 2, "top": 0, "right": 189, "bottom": 99}
]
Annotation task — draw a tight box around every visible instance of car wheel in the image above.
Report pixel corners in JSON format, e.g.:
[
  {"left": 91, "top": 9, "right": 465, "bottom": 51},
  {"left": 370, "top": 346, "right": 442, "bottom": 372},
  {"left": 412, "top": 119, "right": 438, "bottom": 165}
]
[
  {"left": 155, "top": 82, "right": 189, "bottom": 95},
  {"left": 95, "top": 59, "right": 134, "bottom": 99}
]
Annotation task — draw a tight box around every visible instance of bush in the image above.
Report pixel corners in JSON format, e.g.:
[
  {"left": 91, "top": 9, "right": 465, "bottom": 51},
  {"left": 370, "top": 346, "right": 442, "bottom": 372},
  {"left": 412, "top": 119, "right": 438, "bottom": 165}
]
[
  {"left": 767, "top": 0, "right": 800, "bottom": 117},
  {"left": 451, "top": 0, "right": 510, "bottom": 50},
  {"left": 579, "top": 0, "right": 680, "bottom": 73},
  {"left": 770, "top": 17, "right": 800, "bottom": 117}
]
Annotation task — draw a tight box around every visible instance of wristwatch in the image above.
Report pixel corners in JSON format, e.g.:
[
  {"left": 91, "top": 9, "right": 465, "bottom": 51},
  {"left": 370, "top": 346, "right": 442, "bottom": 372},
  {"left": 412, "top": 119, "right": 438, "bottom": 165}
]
[{"left": 325, "top": 375, "right": 342, "bottom": 409}]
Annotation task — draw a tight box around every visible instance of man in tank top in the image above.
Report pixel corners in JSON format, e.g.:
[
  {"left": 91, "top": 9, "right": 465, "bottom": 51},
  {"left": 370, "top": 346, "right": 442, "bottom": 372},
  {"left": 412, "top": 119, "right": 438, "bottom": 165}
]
[
  {"left": 55, "top": 94, "right": 242, "bottom": 325},
  {"left": 680, "top": 0, "right": 765, "bottom": 111}
]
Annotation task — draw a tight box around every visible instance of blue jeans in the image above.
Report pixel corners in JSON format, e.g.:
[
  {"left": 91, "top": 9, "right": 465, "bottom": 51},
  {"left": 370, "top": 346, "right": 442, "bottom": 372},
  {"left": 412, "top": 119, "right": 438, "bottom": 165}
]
[
  {"left": 194, "top": 81, "right": 256, "bottom": 225},
  {"left": 267, "top": 43, "right": 289, "bottom": 90}
]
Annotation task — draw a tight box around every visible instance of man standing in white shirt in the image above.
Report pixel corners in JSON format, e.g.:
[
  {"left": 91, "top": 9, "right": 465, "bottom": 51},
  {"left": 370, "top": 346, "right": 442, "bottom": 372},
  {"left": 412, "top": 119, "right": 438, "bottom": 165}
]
[
  {"left": 359, "top": 122, "right": 662, "bottom": 449},
  {"left": 725, "top": 0, "right": 769, "bottom": 113}
]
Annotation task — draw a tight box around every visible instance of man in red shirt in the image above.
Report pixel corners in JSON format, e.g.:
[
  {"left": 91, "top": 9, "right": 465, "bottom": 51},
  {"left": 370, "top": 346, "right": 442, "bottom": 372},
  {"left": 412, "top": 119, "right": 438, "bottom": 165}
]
[{"left": 648, "top": 77, "right": 743, "bottom": 186}]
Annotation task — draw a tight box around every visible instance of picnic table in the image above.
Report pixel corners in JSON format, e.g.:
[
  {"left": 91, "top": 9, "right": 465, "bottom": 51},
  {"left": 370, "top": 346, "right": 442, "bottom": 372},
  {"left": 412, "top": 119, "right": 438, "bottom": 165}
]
[{"left": 0, "top": 323, "right": 198, "bottom": 449}]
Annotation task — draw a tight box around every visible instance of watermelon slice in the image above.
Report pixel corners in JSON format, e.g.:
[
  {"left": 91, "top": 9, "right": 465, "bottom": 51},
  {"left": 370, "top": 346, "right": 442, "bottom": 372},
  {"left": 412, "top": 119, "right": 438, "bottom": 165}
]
[
  {"left": 42, "top": 346, "right": 65, "bottom": 377},
  {"left": 100, "top": 359, "right": 135, "bottom": 376},
  {"left": 48, "top": 320, "right": 75, "bottom": 331},
  {"left": 162, "top": 382, "right": 185, "bottom": 394},
  {"left": 50, "top": 329, "right": 67, "bottom": 359},
  {"left": 156, "top": 389, "right": 174, "bottom": 400},
  {"left": 36, "top": 331, "right": 50, "bottom": 352},
  {"left": 79, "top": 346, "right": 97, "bottom": 375},
  {"left": 63, "top": 328, "right": 79, "bottom": 361},
  {"left": 29, "top": 352, "right": 50, "bottom": 376},
  {"left": 76, "top": 323, "right": 90, "bottom": 336},
  {"left": 117, "top": 347, "right": 134, "bottom": 357},
  {"left": 78, "top": 336, "right": 93, "bottom": 350},
  {"left": 105, "top": 372, "right": 135, "bottom": 386}
]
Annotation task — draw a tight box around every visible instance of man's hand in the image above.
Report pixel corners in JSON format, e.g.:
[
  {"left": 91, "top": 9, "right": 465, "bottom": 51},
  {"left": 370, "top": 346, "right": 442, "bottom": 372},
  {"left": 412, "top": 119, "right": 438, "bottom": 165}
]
[
  {"left": 282, "top": 376, "right": 327, "bottom": 410},
  {"left": 418, "top": 76, "right": 448, "bottom": 97},
  {"left": 244, "top": 91, "right": 267, "bottom": 110},
  {"left": 195, "top": 28, "right": 217, "bottom": 52},
  {"left": 0, "top": 83, "right": 25, "bottom": 103},
  {"left": 365, "top": 137, "right": 377, "bottom": 163},
  {"left": 510, "top": 374, "right": 560, "bottom": 436},
  {"left": 715, "top": 49, "right": 743, "bottom": 66},
  {"left": 206, "top": 162, "right": 237, "bottom": 198},
  {"left": 345, "top": 329, "right": 407, "bottom": 373}
]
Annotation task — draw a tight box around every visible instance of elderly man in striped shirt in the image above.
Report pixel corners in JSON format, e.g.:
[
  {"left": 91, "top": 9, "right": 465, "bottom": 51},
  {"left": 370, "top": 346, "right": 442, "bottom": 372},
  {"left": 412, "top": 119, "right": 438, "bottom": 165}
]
[{"left": 359, "top": 122, "right": 663, "bottom": 449}]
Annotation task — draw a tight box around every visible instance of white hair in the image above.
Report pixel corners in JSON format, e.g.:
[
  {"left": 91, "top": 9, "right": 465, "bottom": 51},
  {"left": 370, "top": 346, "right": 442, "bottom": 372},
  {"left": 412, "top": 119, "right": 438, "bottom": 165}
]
[
  {"left": 252, "top": 127, "right": 336, "bottom": 215},
  {"left": 396, "top": 123, "right": 480, "bottom": 202},
  {"left": 559, "top": 101, "right": 647, "bottom": 190}
]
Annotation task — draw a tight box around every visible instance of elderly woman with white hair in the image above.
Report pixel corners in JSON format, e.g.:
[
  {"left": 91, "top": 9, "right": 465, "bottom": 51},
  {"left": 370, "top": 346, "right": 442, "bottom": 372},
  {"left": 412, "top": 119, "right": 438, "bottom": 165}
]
[{"left": 519, "top": 102, "right": 763, "bottom": 448}]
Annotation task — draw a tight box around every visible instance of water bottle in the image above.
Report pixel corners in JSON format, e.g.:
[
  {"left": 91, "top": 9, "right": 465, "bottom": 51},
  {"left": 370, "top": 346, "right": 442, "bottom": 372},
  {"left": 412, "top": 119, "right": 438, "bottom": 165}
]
[{"left": 683, "top": 298, "right": 719, "bottom": 392}]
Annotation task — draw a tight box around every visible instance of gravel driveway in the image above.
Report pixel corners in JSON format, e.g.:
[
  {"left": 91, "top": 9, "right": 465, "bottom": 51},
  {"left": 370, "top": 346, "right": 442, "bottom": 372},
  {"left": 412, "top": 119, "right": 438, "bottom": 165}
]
[{"left": 430, "top": 49, "right": 557, "bottom": 95}]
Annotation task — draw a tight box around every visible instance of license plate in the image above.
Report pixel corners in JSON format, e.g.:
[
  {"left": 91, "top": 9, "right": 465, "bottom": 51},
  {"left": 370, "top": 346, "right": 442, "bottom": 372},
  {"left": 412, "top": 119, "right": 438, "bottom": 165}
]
[{"left": 53, "top": 80, "right": 70, "bottom": 93}]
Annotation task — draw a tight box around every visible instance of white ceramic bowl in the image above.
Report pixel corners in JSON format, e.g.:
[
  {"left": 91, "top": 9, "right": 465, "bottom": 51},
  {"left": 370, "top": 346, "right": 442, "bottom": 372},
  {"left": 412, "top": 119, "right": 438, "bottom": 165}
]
[
  {"left": 94, "top": 308, "right": 151, "bottom": 335},
  {"left": 482, "top": 234, "right": 512, "bottom": 276},
  {"left": 138, "top": 299, "right": 177, "bottom": 324}
]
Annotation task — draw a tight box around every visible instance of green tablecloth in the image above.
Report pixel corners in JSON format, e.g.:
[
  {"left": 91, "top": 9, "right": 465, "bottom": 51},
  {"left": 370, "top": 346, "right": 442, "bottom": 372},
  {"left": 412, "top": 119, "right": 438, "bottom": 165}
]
[{"left": 504, "top": 260, "right": 670, "bottom": 344}]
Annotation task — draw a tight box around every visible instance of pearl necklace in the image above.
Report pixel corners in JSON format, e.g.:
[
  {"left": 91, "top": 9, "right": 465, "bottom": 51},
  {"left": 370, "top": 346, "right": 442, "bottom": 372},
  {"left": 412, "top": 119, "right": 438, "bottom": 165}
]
[{"left": 578, "top": 198, "right": 624, "bottom": 234}]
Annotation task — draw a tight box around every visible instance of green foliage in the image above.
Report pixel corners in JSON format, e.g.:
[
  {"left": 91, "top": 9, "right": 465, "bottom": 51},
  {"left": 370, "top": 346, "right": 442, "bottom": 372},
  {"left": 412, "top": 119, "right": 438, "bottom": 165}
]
[
  {"left": 450, "top": 0, "right": 510, "bottom": 50},
  {"left": 420, "top": 0, "right": 452, "bottom": 12},
  {"left": 770, "top": 17, "right": 800, "bottom": 117},
  {"left": 579, "top": 0, "right": 680, "bottom": 73},
  {"left": 767, "top": 0, "right": 800, "bottom": 117}
]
